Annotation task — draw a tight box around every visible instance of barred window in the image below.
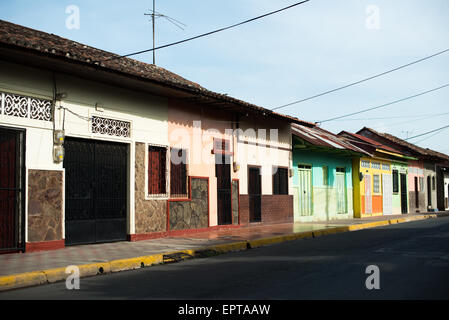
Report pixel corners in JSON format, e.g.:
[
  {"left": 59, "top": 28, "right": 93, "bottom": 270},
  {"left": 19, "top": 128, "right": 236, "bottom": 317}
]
[
  {"left": 273, "top": 167, "right": 288, "bottom": 195},
  {"left": 393, "top": 170, "right": 399, "bottom": 193},
  {"left": 170, "top": 148, "right": 188, "bottom": 196},
  {"left": 148, "top": 146, "right": 167, "bottom": 195},
  {"left": 382, "top": 163, "right": 390, "bottom": 171}
]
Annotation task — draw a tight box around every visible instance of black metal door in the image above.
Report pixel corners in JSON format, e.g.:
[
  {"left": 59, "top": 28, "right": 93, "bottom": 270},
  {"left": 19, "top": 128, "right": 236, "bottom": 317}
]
[
  {"left": 0, "top": 127, "right": 25, "bottom": 253},
  {"left": 216, "top": 154, "right": 232, "bottom": 225},
  {"left": 64, "top": 138, "right": 128, "bottom": 245},
  {"left": 248, "top": 167, "right": 261, "bottom": 223},
  {"left": 400, "top": 173, "right": 408, "bottom": 214}
]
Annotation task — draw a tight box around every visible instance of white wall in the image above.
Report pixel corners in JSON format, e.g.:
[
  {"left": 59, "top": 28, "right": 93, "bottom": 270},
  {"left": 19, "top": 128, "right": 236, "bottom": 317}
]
[{"left": 0, "top": 60, "right": 168, "bottom": 240}]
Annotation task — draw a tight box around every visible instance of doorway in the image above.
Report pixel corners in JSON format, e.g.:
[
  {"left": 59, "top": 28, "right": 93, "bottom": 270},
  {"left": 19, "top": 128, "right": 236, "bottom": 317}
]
[
  {"left": 216, "top": 154, "right": 232, "bottom": 225},
  {"left": 248, "top": 167, "right": 261, "bottom": 223},
  {"left": 0, "top": 127, "right": 25, "bottom": 253},
  {"left": 298, "top": 165, "right": 312, "bottom": 216},
  {"left": 400, "top": 173, "right": 408, "bottom": 214},
  {"left": 64, "top": 138, "right": 128, "bottom": 246}
]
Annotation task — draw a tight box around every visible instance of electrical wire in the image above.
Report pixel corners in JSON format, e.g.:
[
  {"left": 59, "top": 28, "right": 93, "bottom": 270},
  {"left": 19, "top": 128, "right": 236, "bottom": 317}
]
[
  {"left": 272, "top": 47, "right": 449, "bottom": 111},
  {"left": 405, "top": 124, "right": 449, "bottom": 141},
  {"left": 104, "top": 0, "right": 310, "bottom": 61},
  {"left": 317, "top": 83, "right": 449, "bottom": 124}
]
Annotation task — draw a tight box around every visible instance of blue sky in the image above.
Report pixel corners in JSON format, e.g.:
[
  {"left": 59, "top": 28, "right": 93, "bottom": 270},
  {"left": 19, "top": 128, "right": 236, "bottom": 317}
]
[{"left": 1, "top": 0, "right": 448, "bottom": 153}]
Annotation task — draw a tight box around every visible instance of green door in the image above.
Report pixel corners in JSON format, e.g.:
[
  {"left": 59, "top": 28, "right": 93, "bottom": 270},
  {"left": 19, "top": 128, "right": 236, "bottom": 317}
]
[
  {"left": 336, "top": 168, "right": 347, "bottom": 214},
  {"left": 298, "top": 165, "right": 312, "bottom": 216}
]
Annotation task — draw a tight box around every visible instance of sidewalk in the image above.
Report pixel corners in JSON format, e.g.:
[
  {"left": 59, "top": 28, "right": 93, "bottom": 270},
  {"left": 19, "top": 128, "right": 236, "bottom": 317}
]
[{"left": 1, "top": 212, "right": 448, "bottom": 291}]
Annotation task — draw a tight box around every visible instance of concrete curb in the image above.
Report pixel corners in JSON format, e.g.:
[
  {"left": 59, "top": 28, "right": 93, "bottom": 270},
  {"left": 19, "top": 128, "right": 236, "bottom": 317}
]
[{"left": 0, "top": 213, "right": 445, "bottom": 292}]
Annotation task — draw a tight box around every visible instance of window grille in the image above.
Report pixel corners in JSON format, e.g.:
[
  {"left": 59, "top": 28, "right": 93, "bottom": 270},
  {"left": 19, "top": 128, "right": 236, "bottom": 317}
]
[
  {"left": 361, "top": 160, "right": 370, "bottom": 168},
  {"left": 0, "top": 91, "right": 52, "bottom": 121},
  {"left": 91, "top": 116, "right": 131, "bottom": 138},
  {"left": 371, "top": 162, "right": 381, "bottom": 170}
]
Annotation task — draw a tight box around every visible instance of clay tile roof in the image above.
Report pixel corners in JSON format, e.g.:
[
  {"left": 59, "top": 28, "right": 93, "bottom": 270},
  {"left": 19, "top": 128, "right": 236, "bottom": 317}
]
[
  {"left": 360, "top": 127, "right": 449, "bottom": 161},
  {"left": 292, "top": 124, "right": 368, "bottom": 155},
  {"left": 0, "top": 19, "right": 308, "bottom": 125},
  {"left": 338, "top": 131, "right": 402, "bottom": 154}
]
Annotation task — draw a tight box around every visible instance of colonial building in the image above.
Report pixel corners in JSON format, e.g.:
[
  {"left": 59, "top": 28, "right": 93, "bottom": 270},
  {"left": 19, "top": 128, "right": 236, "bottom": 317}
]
[
  {"left": 291, "top": 123, "right": 366, "bottom": 222},
  {"left": 0, "top": 20, "right": 299, "bottom": 253},
  {"left": 338, "top": 131, "right": 414, "bottom": 217},
  {"left": 356, "top": 128, "right": 449, "bottom": 213}
]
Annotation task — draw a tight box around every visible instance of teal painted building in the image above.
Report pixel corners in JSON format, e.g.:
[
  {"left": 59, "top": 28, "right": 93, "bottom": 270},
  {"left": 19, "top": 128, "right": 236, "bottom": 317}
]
[{"left": 292, "top": 124, "right": 366, "bottom": 222}]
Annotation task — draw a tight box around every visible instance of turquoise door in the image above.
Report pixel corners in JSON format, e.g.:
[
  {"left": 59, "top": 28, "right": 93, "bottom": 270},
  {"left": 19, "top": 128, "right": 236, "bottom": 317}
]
[{"left": 298, "top": 166, "right": 312, "bottom": 216}]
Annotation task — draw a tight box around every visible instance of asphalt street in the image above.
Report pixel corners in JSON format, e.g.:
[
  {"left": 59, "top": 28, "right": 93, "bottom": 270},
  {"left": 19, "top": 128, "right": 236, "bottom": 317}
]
[{"left": 1, "top": 217, "right": 449, "bottom": 300}]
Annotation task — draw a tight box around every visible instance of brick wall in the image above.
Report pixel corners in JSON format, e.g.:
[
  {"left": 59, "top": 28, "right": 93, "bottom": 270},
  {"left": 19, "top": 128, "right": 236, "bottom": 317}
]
[{"left": 239, "top": 195, "right": 293, "bottom": 225}]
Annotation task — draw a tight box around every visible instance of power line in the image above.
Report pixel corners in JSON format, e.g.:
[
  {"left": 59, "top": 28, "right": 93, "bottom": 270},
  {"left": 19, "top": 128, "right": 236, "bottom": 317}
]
[
  {"left": 413, "top": 129, "right": 448, "bottom": 144},
  {"left": 372, "top": 112, "right": 449, "bottom": 130},
  {"left": 320, "top": 111, "right": 449, "bottom": 122},
  {"left": 317, "top": 83, "right": 449, "bottom": 124},
  {"left": 272, "top": 47, "right": 449, "bottom": 111},
  {"left": 104, "top": 0, "right": 310, "bottom": 61},
  {"left": 406, "top": 124, "right": 449, "bottom": 141}
]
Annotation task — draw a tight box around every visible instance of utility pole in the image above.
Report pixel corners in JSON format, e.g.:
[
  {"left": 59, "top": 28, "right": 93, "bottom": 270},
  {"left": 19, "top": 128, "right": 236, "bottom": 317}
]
[{"left": 152, "top": 0, "right": 155, "bottom": 64}]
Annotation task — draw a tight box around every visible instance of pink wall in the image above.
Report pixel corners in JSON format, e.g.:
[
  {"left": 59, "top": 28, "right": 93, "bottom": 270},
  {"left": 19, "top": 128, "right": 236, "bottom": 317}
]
[{"left": 408, "top": 160, "right": 424, "bottom": 192}]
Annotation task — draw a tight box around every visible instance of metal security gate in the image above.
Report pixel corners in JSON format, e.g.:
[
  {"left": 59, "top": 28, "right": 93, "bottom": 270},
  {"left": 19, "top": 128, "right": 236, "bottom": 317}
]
[
  {"left": 0, "top": 127, "right": 25, "bottom": 253},
  {"left": 382, "top": 174, "right": 393, "bottom": 215},
  {"left": 216, "top": 154, "right": 232, "bottom": 225},
  {"left": 248, "top": 167, "right": 261, "bottom": 223},
  {"left": 298, "top": 165, "right": 312, "bottom": 216},
  {"left": 64, "top": 138, "right": 128, "bottom": 246}
]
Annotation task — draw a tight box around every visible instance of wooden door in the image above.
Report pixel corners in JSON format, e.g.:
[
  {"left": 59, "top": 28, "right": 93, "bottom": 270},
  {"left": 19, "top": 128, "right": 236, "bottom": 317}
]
[
  {"left": 382, "top": 174, "right": 393, "bottom": 215},
  {"left": 336, "top": 169, "right": 347, "bottom": 214},
  {"left": 298, "top": 166, "right": 312, "bottom": 216},
  {"left": 248, "top": 167, "right": 261, "bottom": 223},
  {"left": 365, "top": 174, "right": 372, "bottom": 214},
  {"left": 216, "top": 154, "right": 232, "bottom": 225}
]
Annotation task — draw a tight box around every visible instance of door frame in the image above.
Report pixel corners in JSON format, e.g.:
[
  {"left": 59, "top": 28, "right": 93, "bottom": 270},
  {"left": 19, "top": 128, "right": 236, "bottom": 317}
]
[
  {"left": 63, "top": 136, "right": 130, "bottom": 245},
  {"left": 0, "top": 125, "right": 26, "bottom": 253}
]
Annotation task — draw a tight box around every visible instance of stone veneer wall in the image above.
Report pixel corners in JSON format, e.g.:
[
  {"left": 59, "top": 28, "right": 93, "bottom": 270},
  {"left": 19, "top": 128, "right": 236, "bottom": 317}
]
[
  {"left": 27, "top": 170, "right": 63, "bottom": 242},
  {"left": 169, "top": 178, "right": 209, "bottom": 231},
  {"left": 135, "top": 142, "right": 167, "bottom": 234}
]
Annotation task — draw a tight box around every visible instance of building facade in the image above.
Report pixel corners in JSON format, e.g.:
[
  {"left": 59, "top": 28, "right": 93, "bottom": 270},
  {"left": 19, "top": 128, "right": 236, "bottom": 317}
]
[
  {"left": 0, "top": 20, "right": 297, "bottom": 253},
  {"left": 291, "top": 124, "right": 365, "bottom": 222}
]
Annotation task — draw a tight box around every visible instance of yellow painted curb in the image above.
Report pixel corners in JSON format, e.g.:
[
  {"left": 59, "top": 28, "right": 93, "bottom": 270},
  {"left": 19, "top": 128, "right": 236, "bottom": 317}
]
[
  {"left": 0, "top": 271, "right": 47, "bottom": 291},
  {"left": 205, "top": 241, "right": 248, "bottom": 253}
]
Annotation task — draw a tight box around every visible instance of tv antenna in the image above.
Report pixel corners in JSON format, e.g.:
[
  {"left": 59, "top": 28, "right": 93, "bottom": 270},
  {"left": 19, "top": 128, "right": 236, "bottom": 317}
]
[{"left": 144, "top": 0, "right": 186, "bottom": 65}]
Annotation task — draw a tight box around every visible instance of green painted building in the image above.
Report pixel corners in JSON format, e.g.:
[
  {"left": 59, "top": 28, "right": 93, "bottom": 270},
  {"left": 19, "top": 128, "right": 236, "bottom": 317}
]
[{"left": 292, "top": 124, "right": 366, "bottom": 222}]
